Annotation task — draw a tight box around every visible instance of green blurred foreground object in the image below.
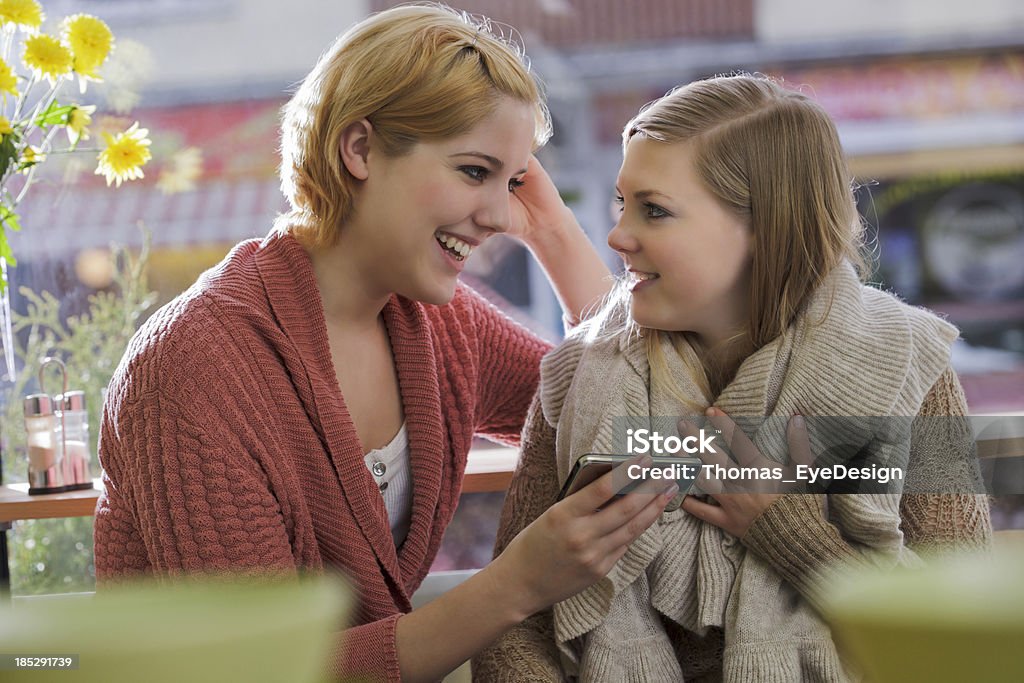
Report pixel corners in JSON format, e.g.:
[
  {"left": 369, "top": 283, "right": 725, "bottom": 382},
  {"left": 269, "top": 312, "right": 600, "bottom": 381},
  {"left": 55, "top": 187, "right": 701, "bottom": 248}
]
[
  {"left": 824, "top": 547, "right": 1024, "bottom": 682},
  {"left": 0, "top": 574, "right": 351, "bottom": 682}
]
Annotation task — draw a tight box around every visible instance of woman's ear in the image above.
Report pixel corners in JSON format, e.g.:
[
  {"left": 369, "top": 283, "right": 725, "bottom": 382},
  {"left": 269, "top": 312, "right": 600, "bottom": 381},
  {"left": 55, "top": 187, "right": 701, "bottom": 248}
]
[{"left": 340, "top": 119, "right": 372, "bottom": 180}]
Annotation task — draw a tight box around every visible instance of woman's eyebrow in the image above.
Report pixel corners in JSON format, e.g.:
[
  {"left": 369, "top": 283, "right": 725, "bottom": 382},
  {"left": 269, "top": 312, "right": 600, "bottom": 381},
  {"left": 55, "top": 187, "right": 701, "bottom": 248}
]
[
  {"left": 633, "top": 189, "right": 673, "bottom": 202},
  {"left": 450, "top": 151, "right": 528, "bottom": 176}
]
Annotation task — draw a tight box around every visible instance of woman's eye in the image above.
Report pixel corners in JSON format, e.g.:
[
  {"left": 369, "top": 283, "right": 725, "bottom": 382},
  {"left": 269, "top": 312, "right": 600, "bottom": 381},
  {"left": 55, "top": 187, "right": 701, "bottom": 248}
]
[
  {"left": 644, "top": 202, "right": 669, "bottom": 219},
  {"left": 460, "top": 166, "right": 488, "bottom": 182},
  {"left": 508, "top": 177, "right": 525, "bottom": 193},
  {"left": 613, "top": 195, "right": 624, "bottom": 212}
]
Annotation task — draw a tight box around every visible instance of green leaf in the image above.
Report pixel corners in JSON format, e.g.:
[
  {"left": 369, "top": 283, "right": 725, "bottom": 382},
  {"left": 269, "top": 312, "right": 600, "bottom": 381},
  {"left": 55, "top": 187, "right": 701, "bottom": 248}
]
[
  {"left": 0, "top": 203, "right": 21, "bottom": 232},
  {"left": 0, "top": 131, "right": 19, "bottom": 175},
  {"left": 0, "top": 229, "right": 13, "bottom": 296},
  {"left": 0, "top": 205, "right": 20, "bottom": 294},
  {"left": 34, "top": 101, "right": 74, "bottom": 128}
]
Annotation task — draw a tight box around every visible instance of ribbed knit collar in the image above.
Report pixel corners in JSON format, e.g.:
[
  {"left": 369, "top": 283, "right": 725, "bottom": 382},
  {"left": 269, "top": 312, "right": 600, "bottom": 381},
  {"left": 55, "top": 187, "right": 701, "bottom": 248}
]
[{"left": 252, "top": 233, "right": 444, "bottom": 602}]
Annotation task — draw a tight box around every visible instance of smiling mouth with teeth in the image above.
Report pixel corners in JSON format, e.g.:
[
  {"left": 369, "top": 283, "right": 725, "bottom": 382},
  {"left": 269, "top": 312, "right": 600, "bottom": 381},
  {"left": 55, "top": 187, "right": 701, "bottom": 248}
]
[{"left": 436, "top": 232, "right": 474, "bottom": 262}]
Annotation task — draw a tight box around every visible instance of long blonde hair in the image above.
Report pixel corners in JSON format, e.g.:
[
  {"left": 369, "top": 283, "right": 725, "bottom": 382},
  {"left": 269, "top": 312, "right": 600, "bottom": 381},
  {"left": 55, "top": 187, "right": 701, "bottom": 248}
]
[
  {"left": 276, "top": 3, "right": 551, "bottom": 247},
  {"left": 596, "top": 74, "right": 866, "bottom": 405}
]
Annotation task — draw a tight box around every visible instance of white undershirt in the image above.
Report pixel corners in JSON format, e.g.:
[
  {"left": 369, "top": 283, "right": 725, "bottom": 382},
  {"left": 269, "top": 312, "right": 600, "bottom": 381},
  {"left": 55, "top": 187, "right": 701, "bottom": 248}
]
[{"left": 363, "top": 423, "right": 412, "bottom": 547}]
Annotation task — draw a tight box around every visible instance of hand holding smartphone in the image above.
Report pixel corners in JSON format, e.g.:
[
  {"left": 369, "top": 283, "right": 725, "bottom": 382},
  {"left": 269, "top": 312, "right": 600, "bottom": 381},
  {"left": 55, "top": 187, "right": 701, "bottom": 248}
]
[{"left": 557, "top": 453, "right": 702, "bottom": 502}]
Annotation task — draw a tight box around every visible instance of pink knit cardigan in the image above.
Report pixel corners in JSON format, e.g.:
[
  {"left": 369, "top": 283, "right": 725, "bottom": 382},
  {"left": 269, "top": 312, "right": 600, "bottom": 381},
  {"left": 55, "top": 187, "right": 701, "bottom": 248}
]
[{"left": 94, "top": 233, "right": 551, "bottom": 680}]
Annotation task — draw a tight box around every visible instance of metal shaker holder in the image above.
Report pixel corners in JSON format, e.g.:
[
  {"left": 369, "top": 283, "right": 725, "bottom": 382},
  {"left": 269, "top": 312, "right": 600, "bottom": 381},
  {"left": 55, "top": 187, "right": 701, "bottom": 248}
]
[{"left": 23, "top": 357, "right": 94, "bottom": 495}]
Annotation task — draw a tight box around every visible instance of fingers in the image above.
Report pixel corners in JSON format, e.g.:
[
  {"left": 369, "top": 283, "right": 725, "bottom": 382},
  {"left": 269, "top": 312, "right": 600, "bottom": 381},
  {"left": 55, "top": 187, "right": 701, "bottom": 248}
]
[
  {"left": 524, "top": 154, "right": 546, "bottom": 177},
  {"left": 683, "top": 409, "right": 815, "bottom": 495},
  {"left": 594, "top": 484, "right": 677, "bottom": 556},
  {"left": 598, "top": 485, "right": 675, "bottom": 548},
  {"left": 695, "top": 464, "right": 724, "bottom": 495},
  {"left": 678, "top": 417, "right": 728, "bottom": 494},
  {"left": 516, "top": 155, "right": 557, "bottom": 204},
  {"left": 562, "top": 454, "right": 650, "bottom": 514},
  {"left": 680, "top": 495, "right": 731, "bottom": 529},
  {"left": 787, "top": 415, "right": 814, "bottom": 467},
  {"left": 591, "top": 475, "right": 676, "bottom": 535},
  {"left": 704, "top": 407, "right": 763, "bottom": 467},
  {"left": 678, "top": 417, "right": 731, "bottom": 468}
]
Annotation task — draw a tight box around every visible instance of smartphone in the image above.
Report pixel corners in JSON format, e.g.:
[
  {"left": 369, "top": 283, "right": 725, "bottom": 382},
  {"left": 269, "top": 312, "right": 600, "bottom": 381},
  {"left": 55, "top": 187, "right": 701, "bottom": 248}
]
[{"left": 556, "top": 453, "right": 703, "bottom": 501}]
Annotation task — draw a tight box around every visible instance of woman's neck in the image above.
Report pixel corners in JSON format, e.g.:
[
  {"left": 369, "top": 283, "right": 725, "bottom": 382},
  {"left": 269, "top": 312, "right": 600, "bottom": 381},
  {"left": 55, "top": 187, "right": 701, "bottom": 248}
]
[
  {"left": 694, "top": 333, "right": 753, "bottom": 399},
  {"left": 305, "top": 239, "right": 391, "bottom": 330}
]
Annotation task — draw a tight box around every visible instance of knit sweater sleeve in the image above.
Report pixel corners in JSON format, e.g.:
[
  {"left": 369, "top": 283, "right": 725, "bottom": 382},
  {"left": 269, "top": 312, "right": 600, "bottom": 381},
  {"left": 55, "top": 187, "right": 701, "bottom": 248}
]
[
  {"left": 897, "top": 368, "right": 992, "bottom": 553},
  {"left": 95, "top": 380, "right": 298, "bottom": 578},
  {"left": 741, "top": 367, "right": 992, "bottom": 609},
  {"left": 472, "top": 394, "right": 566, "bottom": 682},
  {"left": 463, "top": 286, "right": 552, "bottom": 445}
]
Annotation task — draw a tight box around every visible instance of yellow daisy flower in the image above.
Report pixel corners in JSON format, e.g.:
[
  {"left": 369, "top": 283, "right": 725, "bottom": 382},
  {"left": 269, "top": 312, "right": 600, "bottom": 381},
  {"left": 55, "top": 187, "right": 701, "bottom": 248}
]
[
  {"left": 0, "top": 116, "right": 13, "bottom": 135},
  {"left": 23, "top": 33, "right": 73, "bottom": 83},
  {"left": 95, "top": 122, "right": 151, "bottom": 187},
  {"left": 0, "top": 58, "right": 17, "bottom": 98},
  {"left": 66, "top": 104, "right": 95, "bottom": 144},
  {"left": 20, "top": 144, "right": 45, "bottom": 171},
  {"left": 62, "top": 14, "right": 114, "bottom": 79},
  {"left": 0, "top": 0, "right": 44, "bottom": 30}
]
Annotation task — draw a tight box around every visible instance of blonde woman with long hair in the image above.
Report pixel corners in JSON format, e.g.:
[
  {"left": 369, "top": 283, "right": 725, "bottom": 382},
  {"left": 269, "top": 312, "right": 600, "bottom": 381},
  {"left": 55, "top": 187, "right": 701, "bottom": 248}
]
[
  {"left": 475, "top": 74, "right": 991, "bottom": 681},
  {"left": 94, "top": 5, "right": 676, "bottom": 681}
]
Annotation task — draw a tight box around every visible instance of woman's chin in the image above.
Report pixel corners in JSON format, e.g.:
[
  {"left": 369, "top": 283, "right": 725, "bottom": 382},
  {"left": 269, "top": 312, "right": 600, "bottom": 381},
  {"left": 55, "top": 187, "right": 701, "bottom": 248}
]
[
  {"left": 629, "top": 303, "right": 685, "bottom": 334},
  {"left": 409, "top": 278, "right": 458, "bottom": 306},
  {"left": 628, "top": 302, "right": 660, "bottom": 330}
]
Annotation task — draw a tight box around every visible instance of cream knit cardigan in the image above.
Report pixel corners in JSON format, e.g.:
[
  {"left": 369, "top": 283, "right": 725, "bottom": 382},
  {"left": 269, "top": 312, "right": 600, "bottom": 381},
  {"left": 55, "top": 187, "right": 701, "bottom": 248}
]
[{"left": 538, "top": 263, "right": 958, "bottom": 682}]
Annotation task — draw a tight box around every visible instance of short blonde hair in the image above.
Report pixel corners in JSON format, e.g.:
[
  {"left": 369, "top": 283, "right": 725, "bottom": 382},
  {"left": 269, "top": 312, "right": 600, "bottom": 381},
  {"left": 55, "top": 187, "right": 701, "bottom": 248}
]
[{"left": 277, "top": 3, "right": 551, "bottom": 246}]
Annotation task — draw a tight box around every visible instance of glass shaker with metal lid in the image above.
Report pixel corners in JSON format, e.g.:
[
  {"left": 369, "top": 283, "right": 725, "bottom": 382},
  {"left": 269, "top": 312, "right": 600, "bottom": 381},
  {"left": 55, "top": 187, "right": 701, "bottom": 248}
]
[
  {"left": 24, "top": 392, "right": 65, "bottom": 494},
  {"left": 57, "top": 389, "right": 93, "bottom": 491}
]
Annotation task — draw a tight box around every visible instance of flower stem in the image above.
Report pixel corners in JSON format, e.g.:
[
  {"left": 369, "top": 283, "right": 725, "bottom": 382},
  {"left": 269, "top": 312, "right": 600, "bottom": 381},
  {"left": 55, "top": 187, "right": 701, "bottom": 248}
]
[
  {"left": 12, "top": 71, "right": 37, "bottom": 122},
  {"left": 26, "top": 81, "right": 62, "bottom": 133},
  {"left": 0, "top": 257, "right": 15, "bottom": 380}
]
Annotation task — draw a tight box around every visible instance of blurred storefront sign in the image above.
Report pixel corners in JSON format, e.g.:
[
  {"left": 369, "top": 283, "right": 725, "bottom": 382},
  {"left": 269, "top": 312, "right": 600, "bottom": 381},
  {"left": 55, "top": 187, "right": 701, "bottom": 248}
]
[{"left": 770, "top": 52, "right": 1024, "bottom": 122}]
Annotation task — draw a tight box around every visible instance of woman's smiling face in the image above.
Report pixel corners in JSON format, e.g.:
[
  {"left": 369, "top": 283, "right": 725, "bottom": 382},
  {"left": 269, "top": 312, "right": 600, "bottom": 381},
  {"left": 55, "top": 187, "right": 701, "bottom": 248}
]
[
  {"left": 343, "top": 97, "right": 537, "bottom": 306},
  {"left": 607, "top": 135, "right": 753, "bottom": 347}
]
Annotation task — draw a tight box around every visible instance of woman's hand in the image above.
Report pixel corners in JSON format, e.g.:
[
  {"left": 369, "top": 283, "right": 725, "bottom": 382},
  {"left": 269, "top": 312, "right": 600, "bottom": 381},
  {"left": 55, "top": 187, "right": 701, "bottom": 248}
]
[
  {"left": 680, "top": 408, "right": 815, "bottom": 538},
  {"left": 507, "top": 155, "right": 578, "bottom": 248},
  {"left": 493, "top": 454, "right": 677, "bottom": 618},
  {"left": 505, "top": 155, "right": 613, "bottom": 325}
]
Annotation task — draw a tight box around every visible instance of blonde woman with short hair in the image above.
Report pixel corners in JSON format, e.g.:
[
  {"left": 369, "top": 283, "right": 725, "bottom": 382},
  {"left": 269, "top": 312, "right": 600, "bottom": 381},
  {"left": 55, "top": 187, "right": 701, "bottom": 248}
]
[
  {"left": 475, "top": 74, "right": 991, "bottom": 681},
  {"left": 94, "top": 5, "right": 676, "bottom": 681}
]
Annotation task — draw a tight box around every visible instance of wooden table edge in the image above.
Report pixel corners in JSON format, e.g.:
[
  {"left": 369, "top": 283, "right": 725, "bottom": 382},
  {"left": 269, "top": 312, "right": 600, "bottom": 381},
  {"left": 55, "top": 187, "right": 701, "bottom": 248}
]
[{"left": 1, "top": 447, "right": 521, "bottom": 523}]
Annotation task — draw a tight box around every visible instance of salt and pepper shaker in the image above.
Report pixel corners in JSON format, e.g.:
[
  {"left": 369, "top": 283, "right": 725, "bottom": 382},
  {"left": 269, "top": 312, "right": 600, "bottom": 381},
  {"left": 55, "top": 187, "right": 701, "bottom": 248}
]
[
  {"left": 23, "top": 357, "right": 94, "bottom": 495},
  {"left": 24, "top": 391, "right": 61, "bottom": 494},
  {"left": 57, "top": 389, "right": 93, "bottom": 491}
]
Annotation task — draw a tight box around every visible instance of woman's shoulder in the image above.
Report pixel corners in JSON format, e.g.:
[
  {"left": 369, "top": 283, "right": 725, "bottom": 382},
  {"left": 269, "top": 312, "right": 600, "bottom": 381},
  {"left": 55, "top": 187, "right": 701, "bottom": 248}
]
[
  {"left": 536, "top": 297, "right": 633, "bottom": 427},
  {"left": 858, "top": 283, "right": 958, "bottom": 341},
  {"left": 110, "top": 240, "right": 279, "bottom": 404},
  {"left": 543, "top": 295, "right": 631, "bottom": 370}
]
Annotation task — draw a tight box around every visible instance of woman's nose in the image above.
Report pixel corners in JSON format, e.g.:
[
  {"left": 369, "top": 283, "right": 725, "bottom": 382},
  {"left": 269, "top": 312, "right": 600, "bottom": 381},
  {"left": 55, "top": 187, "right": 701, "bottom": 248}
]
[
  {"left": 476, "top": 189, "right": 511, "bottom": 234},
  {"left": 607, "top": 220, "right": 638, "bottom": 254}
]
